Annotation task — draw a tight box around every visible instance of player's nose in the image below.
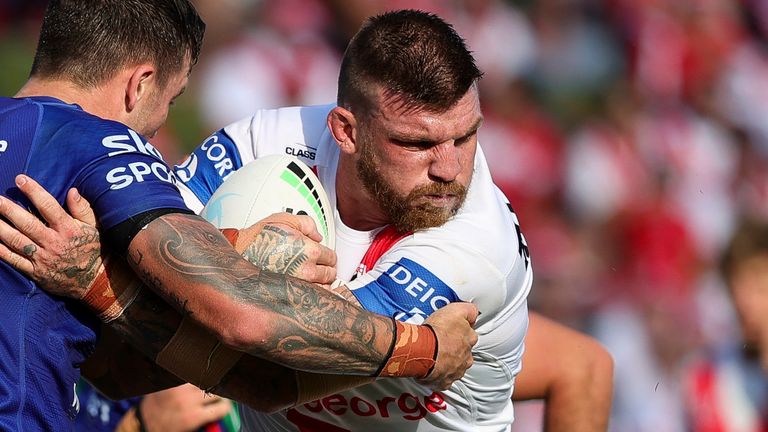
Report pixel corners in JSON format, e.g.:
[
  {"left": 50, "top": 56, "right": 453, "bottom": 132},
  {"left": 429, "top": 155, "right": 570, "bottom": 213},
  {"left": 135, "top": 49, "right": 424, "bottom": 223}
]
[{"left": 428, "top": 142, "right": 462, "bottom": 182}]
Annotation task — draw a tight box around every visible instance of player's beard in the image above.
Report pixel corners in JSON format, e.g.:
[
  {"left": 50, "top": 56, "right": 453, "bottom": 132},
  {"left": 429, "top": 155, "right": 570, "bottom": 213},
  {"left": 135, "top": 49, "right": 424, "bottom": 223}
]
[{"left": 356, "top": 136, "right": 469, "bottom": 233}]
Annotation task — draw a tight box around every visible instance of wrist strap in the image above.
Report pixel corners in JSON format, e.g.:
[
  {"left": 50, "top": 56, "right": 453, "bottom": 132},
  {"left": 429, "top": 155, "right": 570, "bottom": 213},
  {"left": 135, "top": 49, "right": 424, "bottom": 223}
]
[
  {"left": 376, "top": 320, "right": 437, "bottom": 378},
  {"left": 155, "top": 316, "right": 244, "bottom": 391},
  {"left": 82, "top": 256, "right": 142, "bottom": 323}
]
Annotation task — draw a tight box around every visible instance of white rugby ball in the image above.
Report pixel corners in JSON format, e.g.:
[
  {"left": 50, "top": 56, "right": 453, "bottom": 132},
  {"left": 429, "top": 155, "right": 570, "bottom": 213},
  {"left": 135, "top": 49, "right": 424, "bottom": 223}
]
[{"left": 201, "top": 154, "right": 335, "bottom": 249}]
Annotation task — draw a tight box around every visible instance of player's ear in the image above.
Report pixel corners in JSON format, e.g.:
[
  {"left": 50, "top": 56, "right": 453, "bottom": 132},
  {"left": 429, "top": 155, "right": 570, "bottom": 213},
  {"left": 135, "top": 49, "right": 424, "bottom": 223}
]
[
  {"left": 124, "top": 64, "right": 156, "bottom": 112},
  {"left": 328, "top": 106, "right": 358, "bottom": 155}
]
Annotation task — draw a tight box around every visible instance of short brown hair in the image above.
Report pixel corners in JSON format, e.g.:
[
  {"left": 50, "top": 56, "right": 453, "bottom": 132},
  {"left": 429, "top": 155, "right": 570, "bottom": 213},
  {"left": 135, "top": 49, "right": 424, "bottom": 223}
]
[
  {"left": 338, "top": 10, "right": 482, "bottom": 117},
  {"left": 30, "top": 0, "right": 205, "bottom": 88}
]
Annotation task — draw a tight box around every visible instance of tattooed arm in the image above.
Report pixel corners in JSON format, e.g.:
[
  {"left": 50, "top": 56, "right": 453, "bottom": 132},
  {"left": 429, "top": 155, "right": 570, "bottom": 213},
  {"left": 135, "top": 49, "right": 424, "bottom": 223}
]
[
  {"left": 127, "top": 212, "right": 393, "bottom": 373},
  {"left": 0, "top": 176, "right": 478, "bottom": 388},
  {"left": 81, "top": 282, "right": 299, "bottom": 412}
]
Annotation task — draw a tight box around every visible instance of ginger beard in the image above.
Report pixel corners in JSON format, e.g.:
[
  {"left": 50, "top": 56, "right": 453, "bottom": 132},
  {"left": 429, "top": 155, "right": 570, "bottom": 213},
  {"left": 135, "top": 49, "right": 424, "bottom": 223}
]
[{"left": 355, "top": 128, "right": 470, "bottom": 233}]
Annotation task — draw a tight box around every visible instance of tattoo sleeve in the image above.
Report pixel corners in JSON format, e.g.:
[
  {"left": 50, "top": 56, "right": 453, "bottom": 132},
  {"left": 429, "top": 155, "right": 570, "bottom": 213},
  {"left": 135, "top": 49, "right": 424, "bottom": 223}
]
[{"left": 125, "top": 213, "right": 393, "bottom": 375}]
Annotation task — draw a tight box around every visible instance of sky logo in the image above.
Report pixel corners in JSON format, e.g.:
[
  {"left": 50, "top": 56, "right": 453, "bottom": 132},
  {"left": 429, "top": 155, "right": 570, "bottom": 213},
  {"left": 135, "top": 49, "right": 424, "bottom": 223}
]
[{"left": 0, "top": 140, "right": 7, "bottom": 153}]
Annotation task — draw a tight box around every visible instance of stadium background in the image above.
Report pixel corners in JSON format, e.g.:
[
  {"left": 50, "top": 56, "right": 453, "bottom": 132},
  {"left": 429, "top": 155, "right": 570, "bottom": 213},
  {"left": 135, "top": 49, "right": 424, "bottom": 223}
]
[{"left": 3, "top": 0, "right": 768, "bottom": 430}]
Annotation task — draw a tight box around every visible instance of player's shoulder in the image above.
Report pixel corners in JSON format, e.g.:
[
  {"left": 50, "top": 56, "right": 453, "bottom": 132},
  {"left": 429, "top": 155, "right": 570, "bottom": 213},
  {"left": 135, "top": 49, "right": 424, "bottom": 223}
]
[
  {"left": 28, "top": 97, "right": 164, "bottom": 161},
  {"left": 221, "top": 104, "right": 334, "bottom": 148},
  {"left": 213, "top": 103, "right": 337, "bottom": 168}
]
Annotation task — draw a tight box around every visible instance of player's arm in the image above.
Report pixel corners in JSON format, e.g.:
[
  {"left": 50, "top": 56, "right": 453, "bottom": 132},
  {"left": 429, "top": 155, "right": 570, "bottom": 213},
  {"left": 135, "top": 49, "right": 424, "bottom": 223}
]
[
  {"left": 513, "top": 312, "right": 614, "bottom": 432},
  {"left": 81, "top": 324, "right": 184, "bottom": 398},
  {"left": 0, "top": 175, "right": 477, "bottom": 390},
  {"left": 81, "top": 305, "right": 302, "bottom": 413}
]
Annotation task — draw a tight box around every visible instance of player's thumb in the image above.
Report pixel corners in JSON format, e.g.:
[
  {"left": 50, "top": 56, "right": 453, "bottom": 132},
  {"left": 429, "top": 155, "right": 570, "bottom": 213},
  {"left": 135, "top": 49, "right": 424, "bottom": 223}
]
[{"left": 66, "top": 188, "right": 97, "bottom": 226}]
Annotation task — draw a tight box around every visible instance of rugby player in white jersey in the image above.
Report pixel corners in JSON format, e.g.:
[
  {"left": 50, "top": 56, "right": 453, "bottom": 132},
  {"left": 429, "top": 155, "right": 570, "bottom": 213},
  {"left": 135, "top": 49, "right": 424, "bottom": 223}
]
[
  {"left": 173, "top": 10, "right": 532, "bottom": 431},
  {"left": 0, "top": 9, "right": 612, "bottom": 431}
]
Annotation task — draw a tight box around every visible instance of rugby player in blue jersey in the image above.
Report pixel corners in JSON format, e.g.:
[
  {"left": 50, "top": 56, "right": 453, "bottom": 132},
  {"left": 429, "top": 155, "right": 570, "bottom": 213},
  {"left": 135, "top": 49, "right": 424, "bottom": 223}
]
[{"left": 0, "top": 1, "right": 479, "bottom": 430}]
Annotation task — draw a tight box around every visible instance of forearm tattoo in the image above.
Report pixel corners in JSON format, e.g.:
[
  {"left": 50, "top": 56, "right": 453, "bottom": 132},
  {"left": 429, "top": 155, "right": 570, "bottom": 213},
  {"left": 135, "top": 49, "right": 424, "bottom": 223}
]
[
  {"left": 243, "top": 225, "right": 307, "bottom": 276},
  {"left": 127, "top": 214, "right": 392, "bottom": 374}
]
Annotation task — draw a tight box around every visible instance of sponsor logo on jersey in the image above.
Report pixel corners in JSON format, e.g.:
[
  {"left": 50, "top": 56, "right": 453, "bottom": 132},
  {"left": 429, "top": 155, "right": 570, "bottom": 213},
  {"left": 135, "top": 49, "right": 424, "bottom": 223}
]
[
  {"left": 353, "top": 258, "right": 461, "bottom": 324},
  {"left": 0, "top": 140, "right": 7, "bottom": 153},
  {"left": 175, "top": 154, "right": 198, "bottom": 182},
  {"left": 106, "top": 162, "right": 177, "bottom": 190},
  {"left": 198, "top": 134, "right": 236, "bottom": 180},
  {"left": 102, "top": 129, "right": 178, "bottom": 190},
  {"left": 292, "top": 390, "right": 447, "bottom": 424},
  {"left": 285, "top": 144, "right": 317, "bottom": 161},
  {"left": 102, "top": 129, "right": 165, "bottom": 160}
]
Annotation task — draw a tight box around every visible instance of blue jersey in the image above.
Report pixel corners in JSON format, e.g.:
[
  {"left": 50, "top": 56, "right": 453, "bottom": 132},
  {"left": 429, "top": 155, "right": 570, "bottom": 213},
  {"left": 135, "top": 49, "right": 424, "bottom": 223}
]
[{"left": 0, "top": 96, "right": 188, "bottom": 431}]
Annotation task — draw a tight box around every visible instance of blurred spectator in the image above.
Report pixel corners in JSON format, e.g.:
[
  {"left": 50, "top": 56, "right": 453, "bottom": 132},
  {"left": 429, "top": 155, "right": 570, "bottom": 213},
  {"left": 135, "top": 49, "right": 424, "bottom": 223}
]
[
  {"left": 195, "top": 0, "right": 341, "bottom": 129},
  {"left": 680, "top": 219, "right": 768, "bottom": 431}
]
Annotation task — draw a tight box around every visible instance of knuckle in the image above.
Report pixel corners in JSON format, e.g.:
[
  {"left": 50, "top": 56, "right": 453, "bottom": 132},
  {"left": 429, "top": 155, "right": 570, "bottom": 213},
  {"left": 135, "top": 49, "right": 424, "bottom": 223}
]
[
  {"left": 18, "top": 219, "right": 40, "bottom": 237},
  {"left": 9, "top": 235, "right": 29, "bottom": 252},
  {"left": 41, "top": 201, "right": 60, "bottom": 217}
]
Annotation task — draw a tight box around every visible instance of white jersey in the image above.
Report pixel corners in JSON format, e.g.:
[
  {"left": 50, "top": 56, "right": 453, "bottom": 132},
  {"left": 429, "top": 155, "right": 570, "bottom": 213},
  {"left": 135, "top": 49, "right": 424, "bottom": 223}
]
[{"left": 175, "top": 105, "right": 532, "bottom": 432}]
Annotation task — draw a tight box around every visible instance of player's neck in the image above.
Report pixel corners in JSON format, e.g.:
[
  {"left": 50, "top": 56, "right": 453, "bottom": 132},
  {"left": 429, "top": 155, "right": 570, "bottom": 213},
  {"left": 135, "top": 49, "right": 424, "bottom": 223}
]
[
  {"left": 16, "top": 77, "right": 123, "bottom": 123},
  {"left": 335, "top": 157, "right": 390, "bottom": 231}
]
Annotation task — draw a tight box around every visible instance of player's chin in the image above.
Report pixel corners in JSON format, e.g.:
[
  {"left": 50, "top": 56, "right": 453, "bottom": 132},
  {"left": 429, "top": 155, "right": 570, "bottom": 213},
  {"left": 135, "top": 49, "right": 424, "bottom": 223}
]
[{"left": 395, "top": 205, "right": 456, "bottom": 232}]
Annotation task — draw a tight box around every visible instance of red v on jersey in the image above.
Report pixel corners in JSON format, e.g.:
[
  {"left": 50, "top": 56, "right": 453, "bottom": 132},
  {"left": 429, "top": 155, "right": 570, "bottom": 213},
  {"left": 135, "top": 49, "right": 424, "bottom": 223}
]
[{"left": 355, "top": 225, "right": 412, "bottom": 278}]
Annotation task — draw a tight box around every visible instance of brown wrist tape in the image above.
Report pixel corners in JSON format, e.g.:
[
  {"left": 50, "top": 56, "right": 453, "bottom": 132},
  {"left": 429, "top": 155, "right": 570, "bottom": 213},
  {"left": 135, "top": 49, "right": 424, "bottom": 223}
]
[
  {"left": 152, "top": 227, "right": 243, "bottom": 390},
  {"left": 294, "top": 371, "right": 375, "bottom": 405},
  {"left": 377, "top": 321, "right": 437, "bottom": 379},
  {"left": 155, "top": 316, "right": 244, "bottom": 391},
  {"left": 81, "top": 256, "right": 142, "bottom": 323}
]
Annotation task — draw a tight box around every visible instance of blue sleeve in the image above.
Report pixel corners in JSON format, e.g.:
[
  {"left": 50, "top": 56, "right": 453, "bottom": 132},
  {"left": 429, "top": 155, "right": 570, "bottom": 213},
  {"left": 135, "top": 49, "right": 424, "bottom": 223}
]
[
  {"left": 173, "top": 129, "right": 245, "bottom": 207},
  {"left": 26, "top": 117, "right": 189, "bottom": 231}
]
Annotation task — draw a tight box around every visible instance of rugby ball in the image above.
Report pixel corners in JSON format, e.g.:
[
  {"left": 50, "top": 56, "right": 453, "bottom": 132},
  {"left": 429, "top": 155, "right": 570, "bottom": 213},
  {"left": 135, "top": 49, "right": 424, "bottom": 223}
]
[{"left": 200, "top": 154, "right": 335, "bottom": 249}]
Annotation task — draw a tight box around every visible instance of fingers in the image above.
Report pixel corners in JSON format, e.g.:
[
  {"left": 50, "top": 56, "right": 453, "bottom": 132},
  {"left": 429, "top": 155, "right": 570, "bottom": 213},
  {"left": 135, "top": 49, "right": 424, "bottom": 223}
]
[
  {"left": 329, "top": 282, "right": 362, "bottom": 306},
  {"left": 315, "top": 244, "right": 337, "bottom": 267},
  {"left": 0, "top": 242, "right": 34, "bottom": 276},
  {"left": 460, "top": 302, "right": 479, "bottom": 327},
  {"left": 66, "top": 188, "right": 97, "bottom": 226},
  {"left": 293, "top": 214, "right": 322, "bottom": 242},
  {"left": 420, "top": 302, "right": 479, "bottom": 389},
  {"left": 299, "top": 262, "right": 336, "bottom": 286},
  {"left": 262, "top": 213, "right": 322, "bottom": 242},
  {"left": 0, "top": 194, "right": 50, "bottom": 245},
  {"left": 195, "top": 398, "right": 232, "bottom": 425},
  {"left": 13, "top": 175, "right": 70, "bottom": 230},
  {"left": 0, "top": 214, "right": 37, "bottom": 274}
]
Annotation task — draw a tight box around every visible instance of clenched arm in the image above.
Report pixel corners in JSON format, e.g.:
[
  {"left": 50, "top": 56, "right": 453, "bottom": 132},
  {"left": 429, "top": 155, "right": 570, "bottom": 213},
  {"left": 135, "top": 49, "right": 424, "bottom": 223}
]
[
  {"left": 82, "top": 289, "right": 299, "bottom": 413},
  {"left": 0, "top": 175, "right": 477, "bottom": 389},
  {"left": 127, "top": 212, "right": 392, "bottom": 373}
]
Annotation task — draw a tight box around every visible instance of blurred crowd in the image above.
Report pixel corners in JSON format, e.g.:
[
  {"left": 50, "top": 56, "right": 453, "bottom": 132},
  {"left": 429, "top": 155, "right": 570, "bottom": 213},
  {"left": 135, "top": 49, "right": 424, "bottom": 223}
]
[{"left": 4, "top": 0, "right": 768, "bottom": 430}]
